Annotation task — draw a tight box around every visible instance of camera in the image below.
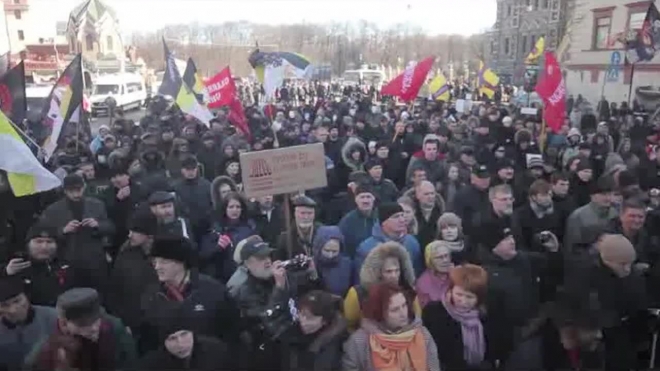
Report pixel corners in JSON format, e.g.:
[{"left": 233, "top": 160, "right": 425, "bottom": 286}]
[
  {"left": 281, "top": 255, "right": 311, "bottom": 271},
  {"left": 536, "top": 231, "right": 552, "bottom": 244}
]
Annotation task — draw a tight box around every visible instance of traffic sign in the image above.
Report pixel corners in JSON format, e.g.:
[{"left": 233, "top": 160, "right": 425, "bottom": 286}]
[{"left": 606, "top": 67, "right": 620, "bottom": 82}]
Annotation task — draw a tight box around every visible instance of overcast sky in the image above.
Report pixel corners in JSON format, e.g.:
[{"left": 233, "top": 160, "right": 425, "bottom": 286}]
[{"left": 29, "top": 0, "right": 496, "bottom": 37}]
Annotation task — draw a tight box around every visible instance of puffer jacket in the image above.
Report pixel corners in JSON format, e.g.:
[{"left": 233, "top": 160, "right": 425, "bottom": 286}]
[{"left": 354, "top": 224, "right": 423, "bottom": 277}]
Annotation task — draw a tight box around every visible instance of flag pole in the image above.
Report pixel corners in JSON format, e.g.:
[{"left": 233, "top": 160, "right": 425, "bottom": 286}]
[
  {"left": 8, "top": 119, "right": 41, "bottom": 149},
  {"left": 627, "top": 63, "right": 636, "bottom": 106}
]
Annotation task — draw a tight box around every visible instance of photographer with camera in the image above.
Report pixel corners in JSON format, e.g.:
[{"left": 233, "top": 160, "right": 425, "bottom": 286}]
[{"left": 235, "top": 239, "right": 321, "bottom": 371}]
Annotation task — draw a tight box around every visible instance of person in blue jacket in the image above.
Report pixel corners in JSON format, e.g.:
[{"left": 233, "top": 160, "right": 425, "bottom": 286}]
[
  {"left": 338, "top": 183, "right": 378, "bottom": 258},
  {"left": 312, "top": 226, "right": 353, "bottom": 296},
  {"left": 354, "top": 202, "right": 423, "bottom": 277}
]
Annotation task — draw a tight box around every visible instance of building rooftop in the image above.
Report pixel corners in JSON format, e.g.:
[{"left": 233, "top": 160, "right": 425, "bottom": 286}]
[{"left": 69, "top": 0, "right": 117, "bottom": 25}]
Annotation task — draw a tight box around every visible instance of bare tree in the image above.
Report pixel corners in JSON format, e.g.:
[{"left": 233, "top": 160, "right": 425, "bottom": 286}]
[{"left": 131, "top": 20, "right": 486, "bottom": 78}]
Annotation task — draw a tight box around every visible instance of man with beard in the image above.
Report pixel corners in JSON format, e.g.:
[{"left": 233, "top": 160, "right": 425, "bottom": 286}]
[
  {"left": 0, "top": 276, "right": 58, "bottom": 371},
  {"left": 39, "top": 174, "right": 113, "bottom": 299},
  {"left": 25, "top": 288, "right": 136, "bottom": 370},
  {"left": 148, "top": 191, "right": 193, "bottom": 241},
  {"left": 276, "top": 196, "right": 322, "bottom": 260},
  {"left": 1, "top": 223, "right": 77, "bottom": 306},
  {"left": 235, "top": 240, "right": 319, "bottom": 370}
]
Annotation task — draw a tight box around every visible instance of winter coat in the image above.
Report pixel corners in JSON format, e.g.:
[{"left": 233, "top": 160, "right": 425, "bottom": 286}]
[
  {"left": 451, "top": 184, "right": 490, "bottom": 237},
  {"left": 279, "top": 314, "right": 347, "bottom": 371},
  {"left": 0, "top": 306, "right": 57, "bottom": 371},
  {"left": 200, "top": 219, "right": 257, "bottom": 282},
  {"left": 0, "top": 258, "right": 77, "bottom": 307},
  {"left": 275, "top": 222, "right": 323, "bottom": 260},
  {"left": 341, "top": 318, "right": 441, "bottom": 371},
  {"left": 338, "top": 209, "right": 377, "bottom": 258},
  {"left": 25, "top": 313, "right": 137, "bottom": 371},
  {"left": 406, "top": 152, "right": 446, "bottom": 185},
  {"left": 312, "top": 226, "right": 353, "bottom": 296},
  {"left": 354, "top": 223, "right": 423, "bottom": 278},
  {"left": 344, "top": 241, "right": 421, "bottom": 331},
  {"left": 139, "top": 335, "right": 229, "bottom": 371},
  {"left": 139, "top": 271, "right": 239, "bottom": 353},
  {"left": 564, "top": 202, "right": 617, "bottom": 256},
  {"left": 209, "top": 176, "right": 238, "bottom": 210},
  {"left": 403, "top": 188, "right": 446, "bottom": 249},
  {"left": 107, "top": 242, "right": 159, "bottom": 331},
  {"left": 39, "top": 197, "right": 114, "bottom": 297},
  {"left": 423, "top": 301, "right": 489, "bottom": 371},
  {"left": 173, "top": 176, "right": 213, "bottom": 234}
]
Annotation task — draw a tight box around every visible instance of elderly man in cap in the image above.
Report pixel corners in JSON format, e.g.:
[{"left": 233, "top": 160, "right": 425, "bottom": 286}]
[
  {"left": 235, "top": 239, "right": 320, "bottom": 370},
  {"left": 564, "top": 234, "right": 647, "bottom": 371},
  {"left": 39, "top": 174, "right": 114, "bottom": 298},
  {"left": 139, "top": 236, "right": 238, "bottom": 353},
  {"left": 1, "top": 223, "right": 77, "bottom": 306},
  {"left": 25, "top": 288, "right": 136, "bottom": 371},
  {"left": 0, "top": 276, "right": 57, "bottom": 371},
  {"left": 354, "top": 202, "right": 423, "bottom": 276},
  {"left": 275, "top": 195, "right": 323, "bottom": 260},
  {"left": 148, "top": 190, "right": 193, "bottom": 240}
]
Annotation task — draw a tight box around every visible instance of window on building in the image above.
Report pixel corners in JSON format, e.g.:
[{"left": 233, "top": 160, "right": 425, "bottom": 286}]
[
  {"left": 507, "top": 5, "right": 512, "bottom": 16},
  {"left": 522, "top": 35, "right": 528, "bottom": 54},
  {"left": 17, "top": 30, "right": 24, "bottom": 41},
  {"left": 107, "top": 36, "right": 113, "bottom": 51},
  {"left": 504, "top": 38, "right": 510, "bottom": 55},
  {"left": 543, "top": 0, "right": 549, "bottom": 9},
  {"left": 534, "top": 0, "right": 539, "bottom": 10},
  {"left": 531, "top": 35, "right": 537, "bottom": 48},
  {"left": 628, "top": 11, "right": 646, "bottom": 32},
  {"left": 593, "top": 16, "right": 612, "bottom": 50},
  {"left": 86, "top": 34, "right": 94, "bottom": 51},
  {"left": 14, "top": 10, "right": 20, "bottom": 19},
  {"left": 491, "top": 40, "right": 495, "bottom": 54}
]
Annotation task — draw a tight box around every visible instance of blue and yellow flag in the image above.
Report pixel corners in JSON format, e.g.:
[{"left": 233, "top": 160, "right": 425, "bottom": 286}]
[
  {"left": 478, "top": 61, "right": 500, "bottom": 99},
  {"left": 428, "top": 74, "right": 450, "bottom": 102},
  {"left": 159, "top": 39, "right": 213, "bottom": 126},
  {"left": 525, "top": 37, "right": 545, "bottom": 64}
]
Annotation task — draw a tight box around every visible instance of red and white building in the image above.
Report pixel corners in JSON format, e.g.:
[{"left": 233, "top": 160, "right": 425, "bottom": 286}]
[{"left": 564, "top": 0, "right": 660, "bottom": 104}]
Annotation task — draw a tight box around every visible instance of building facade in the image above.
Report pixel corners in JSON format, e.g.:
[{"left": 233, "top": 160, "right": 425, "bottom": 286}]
[
  {"left": 487, "top": 0, "right": 573, "bottom": 84},
  {"left": 3, "top": 0, "right": 31, "bottom": 56},
  {"left": 66, "top": 0, "right": 123, "bottom": 61},
  {"left": 564, "top": 0, "right": 659, "bottom": 106}
]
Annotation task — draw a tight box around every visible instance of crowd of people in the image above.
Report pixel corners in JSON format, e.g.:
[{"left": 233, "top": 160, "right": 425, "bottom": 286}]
[{"left": 1, "top": 80, "right": 660, "bottom": 371}]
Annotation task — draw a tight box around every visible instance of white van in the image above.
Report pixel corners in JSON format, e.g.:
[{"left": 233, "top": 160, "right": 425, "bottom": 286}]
[
  {"left": 90, "top": 73, "right": 146, "bottom": 116},
  {"left": 26, "top": 84, "right": 52, "bottom": 115}
]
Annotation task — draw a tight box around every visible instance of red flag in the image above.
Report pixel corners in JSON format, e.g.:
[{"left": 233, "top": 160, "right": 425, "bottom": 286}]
[
  {"left": 535, "top": 52, "right": 566, "bottom": 133},
  {"left": 228, "top": 97, "right": 250, "bottom": 138},
  {"left": 205, "top": 67, "right": 235, "bottom": 109},
  {"left": 381, "top": 56, "right": 435, "bottom": 102}
]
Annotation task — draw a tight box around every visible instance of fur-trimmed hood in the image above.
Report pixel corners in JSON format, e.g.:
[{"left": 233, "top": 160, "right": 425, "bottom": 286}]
[
  {"left": 341, "top": 137, "right": 367, "bottom": 171},
  {"left": 210, "top": 175, "right": 238, "bottom": 209},
  {"left": 359, "top": 241, "right": 416, "bottom": 289}
]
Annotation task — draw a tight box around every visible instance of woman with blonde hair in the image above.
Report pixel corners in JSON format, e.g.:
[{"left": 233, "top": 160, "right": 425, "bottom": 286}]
[
  {"left": 416, "top": 241, "right": 454, "bottom": 308},
  {"left": 398, "top": 196, "right": 419, "bottom": 236}
]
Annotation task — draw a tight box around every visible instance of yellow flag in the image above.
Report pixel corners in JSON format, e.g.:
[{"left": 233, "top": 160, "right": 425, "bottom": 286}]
[
  {"left": 525, "top": 37, "right": 545, "bottom": 64},
  {"left": 478, "top": 61, "right": 500, "bottom": 99},
  {"left": 428, "top": 75, "right": 450, "bottom": 102}
]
